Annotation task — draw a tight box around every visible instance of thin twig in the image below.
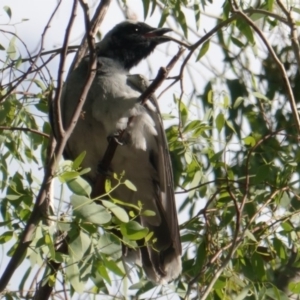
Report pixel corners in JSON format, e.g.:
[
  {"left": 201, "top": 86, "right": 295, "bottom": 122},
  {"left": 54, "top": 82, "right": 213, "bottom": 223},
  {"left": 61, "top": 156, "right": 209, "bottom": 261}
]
[
  {"left": 0, "top": 1, "right": 63, "bottom": 103},
  {"left": 0, "top": 126, "right": 49, "bottom": 138},
  {"left": 245, "top": 7, "right": 289, "bottom": 24},
  {"left": 69, "top": 0, "right": 112, "bottom": 72},
  {"left": 52, "top": 0, "right": 79, "bottom": 139}
]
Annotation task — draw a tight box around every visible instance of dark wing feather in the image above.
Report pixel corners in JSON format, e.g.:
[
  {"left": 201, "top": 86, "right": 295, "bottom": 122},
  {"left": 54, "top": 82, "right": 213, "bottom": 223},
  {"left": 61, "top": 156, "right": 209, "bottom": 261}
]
[{"left": 127, "top": 74, "right": 181, "bottom": 283}]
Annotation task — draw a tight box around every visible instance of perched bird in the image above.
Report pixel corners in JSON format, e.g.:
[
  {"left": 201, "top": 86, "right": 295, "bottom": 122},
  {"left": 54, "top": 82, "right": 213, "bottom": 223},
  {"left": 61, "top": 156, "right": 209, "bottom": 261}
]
[{"left": 59, "top": 21, "right": 181, "bottom": 284}]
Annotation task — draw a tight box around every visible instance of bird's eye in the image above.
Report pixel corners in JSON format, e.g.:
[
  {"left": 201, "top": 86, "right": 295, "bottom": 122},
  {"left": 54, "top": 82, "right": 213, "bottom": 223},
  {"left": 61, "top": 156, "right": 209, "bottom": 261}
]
[{"left": 134, "top": 27, "right": 139, "bottom": 32}]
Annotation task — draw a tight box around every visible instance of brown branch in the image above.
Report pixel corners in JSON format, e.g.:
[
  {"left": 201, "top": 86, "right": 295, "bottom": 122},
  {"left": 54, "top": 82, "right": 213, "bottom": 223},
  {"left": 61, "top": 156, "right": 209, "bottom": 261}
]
[
  {"left": 245, "top": 7, "right": 289, "bottom": 24},
  {"left": 1, "top": 54, "right": 58, "bottom": 90},
  {"left": 21, "top": 46, "right": 79, "bottom": 63},
  {"left": 52, "top": 0, "right": 79, "bottom": 140},
  {"left": 0, "top": 126, "right": 49, "bottom": 138},
  {"left": 69, "top": 0, "right": 112, "bottom": 73},
  {"left": 0, "top": 1, "right": 63, "bottom": 103}
]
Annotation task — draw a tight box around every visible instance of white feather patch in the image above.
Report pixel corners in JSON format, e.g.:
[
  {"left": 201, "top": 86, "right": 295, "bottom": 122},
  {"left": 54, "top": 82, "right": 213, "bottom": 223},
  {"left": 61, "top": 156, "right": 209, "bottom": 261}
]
[{"left": 128, "top": 107, "right": 158, "bottom": 150}]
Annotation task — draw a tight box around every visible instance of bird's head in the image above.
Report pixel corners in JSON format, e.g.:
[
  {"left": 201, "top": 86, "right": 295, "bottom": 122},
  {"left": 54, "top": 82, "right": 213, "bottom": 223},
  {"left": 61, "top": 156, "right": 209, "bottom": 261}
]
[{"left": 97, "top": 21, "right": 172, "bottom": 70}]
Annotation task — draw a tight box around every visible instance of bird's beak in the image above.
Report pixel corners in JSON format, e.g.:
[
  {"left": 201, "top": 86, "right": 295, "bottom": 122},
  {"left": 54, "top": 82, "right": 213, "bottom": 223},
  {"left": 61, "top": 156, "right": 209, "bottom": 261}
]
[{"left": 143, "top": 27, "right": 173, "bottom": 41}]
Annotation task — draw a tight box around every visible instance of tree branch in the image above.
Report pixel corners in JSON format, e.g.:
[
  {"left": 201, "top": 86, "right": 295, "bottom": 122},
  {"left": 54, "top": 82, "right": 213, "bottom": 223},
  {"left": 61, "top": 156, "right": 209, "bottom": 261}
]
[
  {"left": 69, "top": 0, "right": 112, "bottom": 73},
  {"left": 0, "top": 126, "right": 49, "bottom": 138},
  {"left": 0, "top": 1, "right": 63, "bottom": 103}
]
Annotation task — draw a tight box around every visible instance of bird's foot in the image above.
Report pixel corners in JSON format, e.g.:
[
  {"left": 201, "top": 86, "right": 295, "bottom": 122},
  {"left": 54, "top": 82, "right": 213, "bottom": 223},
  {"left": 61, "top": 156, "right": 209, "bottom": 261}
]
[{"left": 107, "top": 133, "right": 125, "bottom": 145}]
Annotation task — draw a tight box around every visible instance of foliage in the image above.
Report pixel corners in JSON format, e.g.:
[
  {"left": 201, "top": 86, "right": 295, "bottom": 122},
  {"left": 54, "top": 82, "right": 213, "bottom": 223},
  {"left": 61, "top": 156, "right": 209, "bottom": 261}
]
[{"left": 1, "top": 0, "right": 300, "bottom": 299}]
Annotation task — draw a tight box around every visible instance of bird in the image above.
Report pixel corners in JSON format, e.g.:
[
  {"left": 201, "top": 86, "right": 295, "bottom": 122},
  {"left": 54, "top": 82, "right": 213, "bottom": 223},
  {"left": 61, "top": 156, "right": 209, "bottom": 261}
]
[{"left": 59, "top": 21, "right": 182, "bottom": 284}]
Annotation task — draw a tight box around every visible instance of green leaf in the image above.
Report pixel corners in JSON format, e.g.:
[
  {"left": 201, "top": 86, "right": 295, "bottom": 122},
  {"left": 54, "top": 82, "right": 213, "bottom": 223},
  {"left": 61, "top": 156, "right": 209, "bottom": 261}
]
[
  {"left": 225, "top": 120, "right": 236, "bottom": 133},
  {"left": 252, "top": 91, "right": 270, "bottom": 102},
  {"left": 0, "top": 231, "right": 13, "bottom": 244},
  {"left": 145, "top": 231, "right": 154, "bottom": 243},
  {"left": 184, "top": 151, "right": 192, "bottom": 164},
  {"left": 124, "top": 179, "right": 137, "bottom": 191},
  {"left": 223, "top": 94, "right": 230, "bottom": 108},
  {"left": 72, "top": 151, "right": 86, "bottom": 170},
  {"left": 196, "top": 40, "right": 210, "bottom": 61},
  {"left": 189, "top": 170, "right": 201, "bottom": 199},
  {"left": 32, "top": 79, "right": 46, "bottom": 91},
  {"left": 7, "top": 36, "right": 17, "bottom": 59},
  {"left": 6, "top": 194, "right": 21, "bottom": 201},
  {"left": 292, "top": 7, "right": 300, "bottom": 14},
  {"left": 177, "top": 10, "right": 188, "bottom": 37},
  {"left": 245, "top": 229, "right": 257, "bottom": 242},
  {"left": 71, "top": 195, "right": 111, "bottom": 225},
  {"left": 193, "top": 242, "right": 206, "bottom": 270},
  {"left": 102, "top": 200, "right": 129, "bottom": 223},
  {"left": 279, "top": 192, "right": 290, "bottom": 208},
  {"left": 97, "top": 263, "right": 111, "bottom": 285},
  {"left": 183, "top": 120, "right": 202, "bottom": 133},
  {"left": 194, "top": 4, "right": 201, "bottom": 30},
  {"left": 129, "top": 280, "right": 148, "bottom": 290},
  {"left": 253, "top": 164, "right": 272, "bottom": 184},
  {"left": 120, "top": 221, "right": 149, "bottom": 240},
  {"left": 231, "top": 36, "right": 245, "bottom": 48},
  {"left": 215, "top": 112, "right": 225, "bottom": 132},
  {"left": 98, "top": 233, "right": 121, "bottom": 256},
  {"left": 44, "top": 232, "right": 55, "bottom": 259},
  {"left": 66, "top": 258, "right": 85, "bottom": 293},
  {"left": 141, "top": 0, "right": 150, "bottom": 19},
  {"left": 233, "top": 96, "right": 244, "bottom": 109},
  {"left": 129, "top": 279, "right": 149, "bottom": 291},
  {"left": 102, "top": 257, "right": 125, "bottom": 277},
  {"left": 105, "top": 178, "right": 111, "bottom": 193},
  {"left": 265, "top": 287, "right": 289, "bottom": 300},
  {"left": 251, "top": 252, "right": 266, "bottom": 280},
  {"left": 237, "top": 19, "right": 255, "bottom": 45},
  {"left": 179, "top": 99, "right": 188, "bottom": 126},
  {"left": 243, "top": 136, "right": 256, "bottom": 146},
  {"left": 273, "top": 238, "right": 287, "bottom": 260},
  {"left": 3, "top": 6, "right": 12, "bottom": 19},
  {"left": 68, "top": 230, "right": 91, "bottom": 261},
  {"left": 67, "top": 176, "right": 91, "bottom": 196},
  {"left": 58, "top": 171, "right": 79, "bottom": 183},
  {"left": 267, "top": 0, "right": 274, "bottom": 11},
  {"left": 158, "top": 8, "right": 169, "bottom": 28},
  {"left": 141, "top": 210, "right": 156, "bottom": 217},
  {"left": 19, "top": 267, "right": 32, "bottom": 296},
  {"left": 207, "top": 90, "right": 213, "bottom": 103},
  {"left": 289, "top": 282, "right": 300, "bottom": 294},
  {"left": 281, "top": 221, "right": 293, "bottom": 232}
]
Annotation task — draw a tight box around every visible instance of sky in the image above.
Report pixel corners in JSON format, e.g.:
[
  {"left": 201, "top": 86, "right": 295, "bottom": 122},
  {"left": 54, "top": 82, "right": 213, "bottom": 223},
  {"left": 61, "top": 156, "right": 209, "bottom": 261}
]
[{"left": 0, "top": 0, "right": 224, "bottom": 298}]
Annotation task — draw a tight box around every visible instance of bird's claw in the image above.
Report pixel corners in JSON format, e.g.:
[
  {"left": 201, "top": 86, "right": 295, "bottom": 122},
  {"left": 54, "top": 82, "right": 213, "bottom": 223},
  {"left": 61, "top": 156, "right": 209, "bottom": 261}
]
[{"left": 107, "top": 133, "right": 124, "bottom": 145}]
